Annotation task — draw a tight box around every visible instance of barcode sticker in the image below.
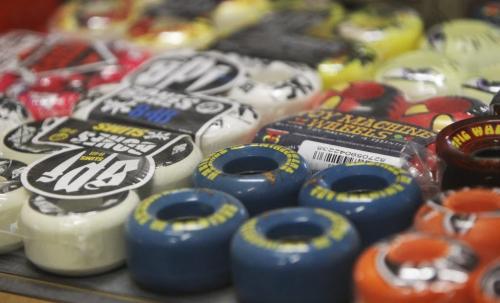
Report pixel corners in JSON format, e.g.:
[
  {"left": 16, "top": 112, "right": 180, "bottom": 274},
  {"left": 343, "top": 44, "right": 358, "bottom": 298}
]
[{"left": 298, "top": 140, "right": 402, "bottom": 171}]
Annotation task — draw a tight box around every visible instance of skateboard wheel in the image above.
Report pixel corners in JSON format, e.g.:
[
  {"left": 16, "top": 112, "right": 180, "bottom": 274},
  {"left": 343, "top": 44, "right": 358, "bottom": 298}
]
[
  {"left": 318, "top": 42, "right": 377, "bottom": 89},
  {"left": 193, "top": 143, "right": 309, "bottom": 216},
  {"left": 226, "top": 53, "right": 321, "bottom": 125},
  {"left": 355, "top": 232, "right": 479, "bottom": 303},
  {"left": 398, "top": 96, "right": 489, "bottom": 132},
  {"left": 436, "top": 116, "right": 500, "bottom": 189},
  {"left": 0, "top": 158, "right": 29, "bottom": 253},
  {"left": 423, "top": 19, "right": 500, "bottom": 70},
  {"left": 414, "top": 188, "right": 500, "bottom": 262},
  {"left": 299, "top": 162, "right": 421, "bottom": 246},
  {"left": 126, "top": 188, "right": 248, "bottom": 292},
  {"left": 19, "top": 190, "right": 139, "bottom": 276},
  {"left": 472, "top": 258, "right": 500, "bottom": 303},
  {"left": 338, "top": 4, "right": 423, "bottom": 60},
  {"left": 375, "top": 50, "right": 465, "bottom": 102},
  {"left": 231, "top": 207, "right": 361, "bottom": 303},
  {"left": 311, "top": 81, "right": 407, "bottom": 119}
]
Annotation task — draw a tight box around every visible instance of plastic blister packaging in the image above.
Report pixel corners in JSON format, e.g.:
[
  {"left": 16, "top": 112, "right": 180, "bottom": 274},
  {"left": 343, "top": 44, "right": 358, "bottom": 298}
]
[
  {"left": 0, "top": 31, "right": 150, "bottom": 120},
  {"left": 253, "top": 110, "right": 439, "bottom": 194}
]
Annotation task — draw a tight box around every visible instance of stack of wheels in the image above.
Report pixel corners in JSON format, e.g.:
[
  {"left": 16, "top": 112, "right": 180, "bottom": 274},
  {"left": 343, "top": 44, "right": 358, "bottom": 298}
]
[
  {"left": 414, "top": 187, "right": 500, "bottom": 262},
  {"left": 422, "top": 19, "right": 500, "bottom": 70},
  {"left": 299, "top": 162, "right": 422, "bottom": 246},
  {"left": 193, "top": 143, "right": 310, "bottom": 216},
  {"left": 354, "top": 232, "right": 479, "bottom": 303},
  {"left": 18, "top": 191, "right": 140, "bottom": 276},
  {"left": 310, "top": 81, "right": 408, "bottom": 119},
  {"left": 375, "top": 50, "right": 466, "bottom": 102},
  {"left": 231, "top": 207, "right": 361, "bottom": 303},
  {"left": 396, "top": 96, "right": 490, "bottom": 132},
  {"left": 472, "top": 258, "right": 500, "bottom": 303},
  {"left": 337, "top": 3, "right": 423, "bottom": 60},
  {"left": 436, "top": 116, "right": 500, "bottom": 189},
  {"left": 126, "top": 188, "right": 248, "bottom": 292},
  {"left": 0, "top": 158, "right": 29, "bottom": 254}
]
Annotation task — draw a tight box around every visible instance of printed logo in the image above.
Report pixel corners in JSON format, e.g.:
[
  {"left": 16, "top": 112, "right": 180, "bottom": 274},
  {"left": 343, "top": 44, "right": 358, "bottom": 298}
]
[
  {"left": 21, "top": 118, "right": 188, "bottom": 199},
  {"left": 89, "top": 86, "right": 233, "bottom": 136},
  {"left": 126, "top": 52, "right": 242, "bottom": 94}
]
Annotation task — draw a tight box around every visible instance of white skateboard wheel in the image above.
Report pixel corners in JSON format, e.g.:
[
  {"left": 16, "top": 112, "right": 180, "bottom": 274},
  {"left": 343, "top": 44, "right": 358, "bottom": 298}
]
[
  {"left": 72, "top": 86, "right": 260, "bottom": 156},
  {"left": 375, "top": 50, "right": 465, "bottom": 102},
  {"left": 0, "top": 158, "right": 29, "bottom": 253},
  {"left": 225, "top": 53, "right": 322, "bottom": 125},
  {"left": 0, "top": 119, "right": 62, "bottom": 164},
  {"left": 19, "top": 190, "right": 140, "bottom": 276}
]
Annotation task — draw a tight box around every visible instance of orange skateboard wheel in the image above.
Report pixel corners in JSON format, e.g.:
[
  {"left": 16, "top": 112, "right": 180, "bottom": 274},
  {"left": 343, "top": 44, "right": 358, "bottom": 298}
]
[
  {"left": 355, "top": 232, "right": 478, "bottom": 303},
  {"left": 415, "top": 188, "right": 500, "bottom": 263}
]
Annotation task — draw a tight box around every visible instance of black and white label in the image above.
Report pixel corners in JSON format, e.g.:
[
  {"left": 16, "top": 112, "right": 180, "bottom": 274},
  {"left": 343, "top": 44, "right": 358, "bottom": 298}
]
[
  {"left": 22, "top": 118, "right": 190, "bottom": 199},
  {"left": 87, "top": 86, "right": 234, "bottom": 137},
  {"left": 126, "top": 51, "right": 242, "bottom": 95},
  {"left": 23, "top": 147, "right": 152, "bottom": 199},
  {"left": 20, "top": 38, "right": 116, "bottom": 77},
  {"left": 0, "top": 31, "right": 43, "bottom": 73},
  {"left": 298, "top": 140, "right": 402, "bottom": 171},
  {"left": 0, "top": 158, "right": 26, "bottom": 193},
  {"left": 29, "top": 192, "right": 128, "bottom": 215}
]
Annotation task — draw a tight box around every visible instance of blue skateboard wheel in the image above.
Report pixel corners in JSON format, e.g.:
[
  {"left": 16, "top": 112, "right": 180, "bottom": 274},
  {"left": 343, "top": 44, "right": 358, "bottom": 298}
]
[
  {"left": 231, "top": 207, "right": 361, "bottom": 303},
  {"left": 193, "top": 143, "right": 309, "bottom": 216},
  {"left": 125, "top": 188, "right": 248, "bottom": 292},
  {"left": 299, "top": 162, "right": 422, "bottom": 246}
]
